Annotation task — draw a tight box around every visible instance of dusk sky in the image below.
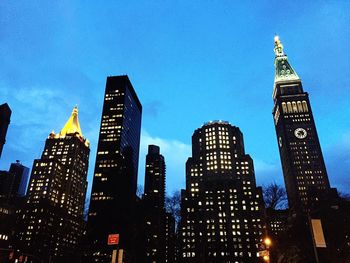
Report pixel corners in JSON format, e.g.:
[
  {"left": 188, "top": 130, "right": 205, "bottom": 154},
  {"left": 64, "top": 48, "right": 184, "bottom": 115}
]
[{"left": 1, "top": 1, "right": 349, "bottom": 198}]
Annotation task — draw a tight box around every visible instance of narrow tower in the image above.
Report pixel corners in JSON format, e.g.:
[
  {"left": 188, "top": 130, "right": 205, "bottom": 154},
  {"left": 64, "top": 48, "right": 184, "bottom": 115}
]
[
  {"left": 87, "top": 75, "right": 142, "bottom": 261},
  {"left": 144, "top": 145, "right": 166, "bottom": 210},
  {"left": 19, "top": 107, "right": 90, "bottom": 261},
  {"left": 272, "top": 36, "right": 330, "bottom": 213},
  {"left": 143, "top": 145, "right": 166, "bottom": 262}
]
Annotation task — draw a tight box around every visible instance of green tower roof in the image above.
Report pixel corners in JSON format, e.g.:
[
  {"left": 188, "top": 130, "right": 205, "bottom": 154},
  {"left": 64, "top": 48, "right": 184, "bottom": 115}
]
[{"left": 274, "top": 36, "right": 300, "bottom": 84}]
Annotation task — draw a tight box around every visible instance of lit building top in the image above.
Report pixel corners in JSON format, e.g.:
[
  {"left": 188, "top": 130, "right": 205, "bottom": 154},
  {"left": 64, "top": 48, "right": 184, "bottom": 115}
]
[
  {"left": 202, "top": 120, "right": 230, "bottom": 127},
  {"left": 274, "top": 35, "right": 300, "bottom": 85},
  {"left": 49, "top": 106, "right": 89, "bottom": 147}
]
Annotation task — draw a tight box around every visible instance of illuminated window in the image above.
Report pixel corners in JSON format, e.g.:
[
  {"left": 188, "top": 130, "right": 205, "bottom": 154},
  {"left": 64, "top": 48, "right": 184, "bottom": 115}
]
[{"left": 302, "top": 101, "right": 308, "bottom": 112}]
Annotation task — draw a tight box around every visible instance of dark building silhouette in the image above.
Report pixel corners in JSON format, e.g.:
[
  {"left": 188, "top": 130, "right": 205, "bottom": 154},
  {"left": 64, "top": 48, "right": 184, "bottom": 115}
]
[
  {"left": 0, "top": 161, "right": 29, "bottom": 252},
  {"left": 144, "top": 145, "right": 166, "bottom": 211},
  {"left": 0, "top": 170, "right": 15, "bottom": 251},
  {"left": 18, "top": 107, "right": 90, "bottom": 261},
  {"left": 272, "top": 36, "right": 330, "bottom": 213},
  {"left": 9, "top": 161, "right": 30, "bottom": 197},
  {"left": 143, "top": 145, "right": 166, "bottom": 262},
  {"left": 180, "top": 121, "right": 265, "bottom": 262},
  {"left": 0, "top": 170, "right": 14, "bottom": 202},
  {"left": 0, "top": 103, "right": 11, "bottom": 158},
  {"left": 266, "top": 208, "right": 288, "bottom": 239},
  {"left": 165, "top": 212, "right": 176, "bottom": 263},
  {"left": 87, "top": 75, "right": 142, "bottom": 261}
]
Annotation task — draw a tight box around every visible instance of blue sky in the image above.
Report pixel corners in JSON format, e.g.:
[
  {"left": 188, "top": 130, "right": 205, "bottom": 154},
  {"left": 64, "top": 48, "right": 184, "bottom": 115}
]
[{"left": 1, "top": 1, "right": 350, "bottom": 197}]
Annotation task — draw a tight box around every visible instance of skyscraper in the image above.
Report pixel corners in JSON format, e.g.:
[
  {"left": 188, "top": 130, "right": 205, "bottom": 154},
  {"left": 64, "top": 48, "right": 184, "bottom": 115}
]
[
  {"left": 144, "top": 145, "right": 166, "bottom": 210},
  {"left": 0, "top": 162, "right": 29, "bottom": 250},
  {"left": 0, "top": 103, "right": 11, "bottom": 158},
  {"left": 143, "top": 145, "right": 166, "bottom": 262},
  {"left": 19, "top": 107, "right": 90, "bottom": 261},
  {"left": 9, "top": 161, "right": 30, "bottom": 197},
  {"left": 87, "top": 75, "right": 142, "bottom": 261},
  {"left": 271, "top": 36, "right": 330, "bottom": 213},
  {"left": 0, "top": 170, "right": 16, "bottom": 249},
  {"left": 180, "top": 121, "right": 265, "bottom": 262}
]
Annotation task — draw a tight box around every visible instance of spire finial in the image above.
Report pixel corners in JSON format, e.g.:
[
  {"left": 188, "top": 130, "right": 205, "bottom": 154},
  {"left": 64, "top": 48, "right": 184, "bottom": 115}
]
[
  {"left": 72, "top": 106, "right": 78, "bottom": 116},
  {"left": 274, "top": 35, "right": 284, "bottom": 57}
]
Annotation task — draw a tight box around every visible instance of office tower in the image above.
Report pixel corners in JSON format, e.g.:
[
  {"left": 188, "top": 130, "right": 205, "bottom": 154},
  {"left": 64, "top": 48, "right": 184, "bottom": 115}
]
[
  {"left": 144, "top": 145, "right": 166, "bottom": 210},
  {"left": 9, "top": 161, "right": 30, "bottom": 197},
  {"left": 143, "top": 145, "right": 166, "bottom": 262},
  {"left": 0, "top": 170, "right": 14, "bottom": 202},
  {"left": 180, "top": 121, "right": 265, "bottom": 262},
  {"left": 272, "top": 36, "right": 330, "bottom": 213},
  {"left": 87, "top": 75, "right": 142, "bottom": 261},
  {"left": 19, "top": 107, "right": 90, "bottom": 261},
  {"left": 0, "top": 103, "right": 11, "bottom": 158},
  {"left": 0, "top": 162, "right": 29, "bottom": 252},
  {"left": 265, "top": 208, "right": 288, "bottom": 238},
  {"left": 0, "top": 170, "right": 15, "bottom": 249}
]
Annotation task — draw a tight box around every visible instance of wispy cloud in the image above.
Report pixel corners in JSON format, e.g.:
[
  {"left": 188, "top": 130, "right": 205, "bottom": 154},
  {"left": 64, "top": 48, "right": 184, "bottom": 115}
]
[{"left": 143, "top": 101, "right": 163, "bottom": 118}]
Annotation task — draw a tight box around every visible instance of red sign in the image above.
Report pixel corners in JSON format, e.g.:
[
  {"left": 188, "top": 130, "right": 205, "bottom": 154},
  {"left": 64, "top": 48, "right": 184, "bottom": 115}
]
[{"left": 108, "top": 234, "right": 120, "bottom": 245}]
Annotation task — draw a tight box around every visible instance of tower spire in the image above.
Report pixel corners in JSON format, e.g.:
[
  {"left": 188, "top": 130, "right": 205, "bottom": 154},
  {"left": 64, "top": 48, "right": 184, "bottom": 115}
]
[
  {"left": 59, "top": 106, "right": 83, "bottom": 137},
  {"left": 274, "top": 35, "right": 284, "bottom": 57},
  {"left": 273, "top": 35, "right": 300, "bottom": 84}
]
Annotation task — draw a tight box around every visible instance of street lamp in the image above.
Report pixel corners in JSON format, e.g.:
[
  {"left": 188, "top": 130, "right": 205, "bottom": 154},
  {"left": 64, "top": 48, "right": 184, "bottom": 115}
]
[
  {"left": 264, "top": 237, "right": 272, "bottom": 247},
  {"left": 263, "top": 254, "right": 270, "bottom": 262},
  {"left": 257, "top": 236, "right": 272, "bottom": 262},
  {"left": 263, "top": 237, "right": 272, "bottom": 263}
]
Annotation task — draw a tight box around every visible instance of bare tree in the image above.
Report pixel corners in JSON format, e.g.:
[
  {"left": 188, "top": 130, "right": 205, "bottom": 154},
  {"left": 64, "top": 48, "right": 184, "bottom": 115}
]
[
  {"left": 165, "top": 191, "right": 181, "bottom": 227},
  {"left": 263, "top": 182, "right": 288, "bottom": 209}
]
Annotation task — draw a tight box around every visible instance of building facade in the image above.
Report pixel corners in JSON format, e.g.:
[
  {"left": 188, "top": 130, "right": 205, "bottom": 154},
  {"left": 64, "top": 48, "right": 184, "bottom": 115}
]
[
  {"left": 271, "top": 36, "right": 330, "bottom": 213},
  {"left": 0, "top": 170, "right": 16, "bottom": 251},
  {"left": 0, "top": 162, "right": 29, "bottom": 250},
  {"left": 18, "top": 107, "right": 90, "bottom": 261},
  {"left": 0, "top": 103, "right": 11, "bottom": 158},
  {"left": 165, "top": 212, "right": 176, "bottom": 263},
  {"left": 143, "top": 145, "right": 166, "bottom": 262},
  {"left": 87, "top": 75, "right": 142, "bottom": 261},
  {"left": 180, "top": 121, "right": 265, "bottom": 262}
]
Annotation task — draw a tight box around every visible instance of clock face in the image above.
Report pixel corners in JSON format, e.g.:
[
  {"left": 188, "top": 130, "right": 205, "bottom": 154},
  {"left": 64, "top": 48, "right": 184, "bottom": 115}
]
[{"left": 294, "top": 128, "right": 307, "bottom": 139}]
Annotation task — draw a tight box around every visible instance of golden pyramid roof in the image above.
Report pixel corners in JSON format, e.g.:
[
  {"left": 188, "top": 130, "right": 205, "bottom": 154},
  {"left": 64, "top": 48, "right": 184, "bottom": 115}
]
[
  {"left": 48, "top": 106, "right": 90, "bottom": 147},
  {"left": 60, "top": 106, "right": 83, "bottom": 136}
]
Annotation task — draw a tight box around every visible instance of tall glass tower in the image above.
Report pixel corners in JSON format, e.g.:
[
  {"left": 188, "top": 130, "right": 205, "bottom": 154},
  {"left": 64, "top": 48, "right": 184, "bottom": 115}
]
[{"left": 87, "top": 75, "right": 142, "bottom": 261}]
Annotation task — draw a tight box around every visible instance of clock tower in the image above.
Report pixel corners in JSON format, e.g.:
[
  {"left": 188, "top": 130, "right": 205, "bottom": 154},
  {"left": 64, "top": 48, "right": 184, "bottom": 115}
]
[{"left": 272, "top": 36, "right": 330, "bottom": 213}]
